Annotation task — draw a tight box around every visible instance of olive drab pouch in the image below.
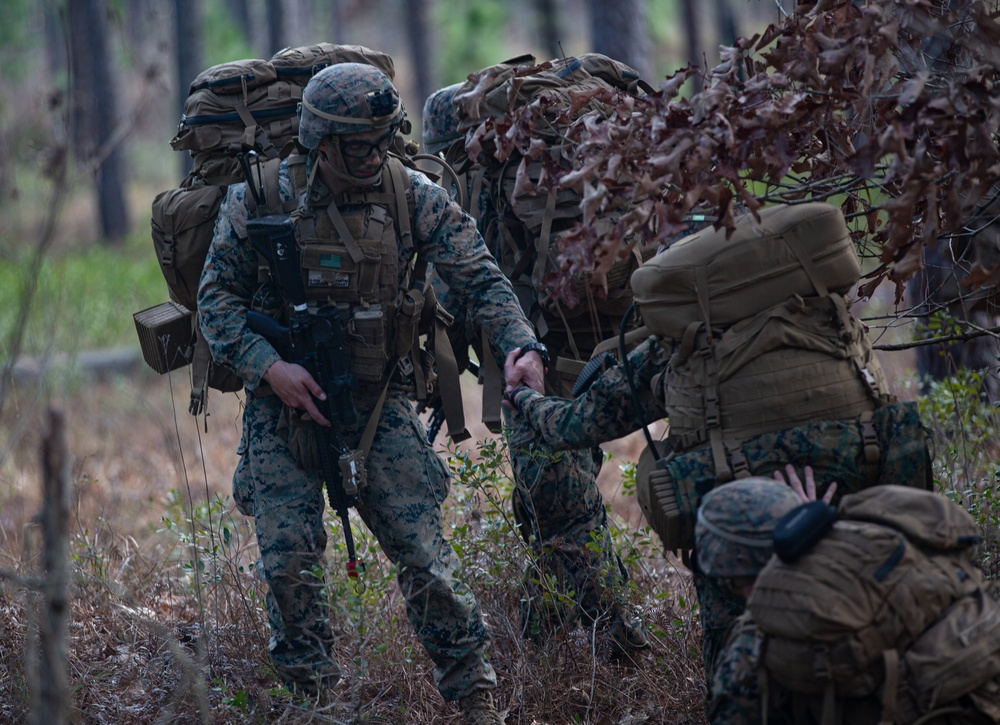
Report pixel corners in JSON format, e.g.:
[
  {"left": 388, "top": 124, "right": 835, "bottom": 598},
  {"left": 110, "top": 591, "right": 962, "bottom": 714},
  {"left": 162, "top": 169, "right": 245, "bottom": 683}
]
[
  {"left": 635, "top": 400, "right": 932, "bottom": 553},
  {"left": 298, "top": 239, "right": 383, "bottom": 301},
  {"left": 748, "top": 485, "right": 1000, "bottom": 725}
]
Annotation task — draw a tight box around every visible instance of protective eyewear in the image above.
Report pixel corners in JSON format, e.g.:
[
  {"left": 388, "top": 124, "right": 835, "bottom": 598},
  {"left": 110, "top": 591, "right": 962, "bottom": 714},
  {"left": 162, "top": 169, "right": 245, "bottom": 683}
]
[{"left": 340, "top": 129, "right": 397, "bottom": 159}]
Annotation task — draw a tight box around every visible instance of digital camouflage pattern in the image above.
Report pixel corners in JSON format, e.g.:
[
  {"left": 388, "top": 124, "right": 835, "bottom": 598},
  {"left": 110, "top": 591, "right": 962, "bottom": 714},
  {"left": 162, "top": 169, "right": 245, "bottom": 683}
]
[
  {"left": 508, "top": 336, "right": 669, "bottom": 448},
  {"left": 297, "top": 63, "right": 405, "bottom": 148},
  {"left": 504, "top": 404, "right": 630, "bottom": 639},
  {"left": 509, "top": 338, "right": 752, "bottom": 674},
  {"left": 423, "top": 84, "right": 643, "bottom": 646},
  {"left": 695, "top": 479, "right": 804, "bottom": 579},
  {"left": 694, "top": 479, "right": 803, "bottom": 680},
  {"left": 422, "top": 83, "right": 464, "bottom": 155},
  {"left": 199, "top": 131, "right": 537, "bottom": 698},
  {"left": 708, "top": 612, "right": 766, "bottom": 725}
]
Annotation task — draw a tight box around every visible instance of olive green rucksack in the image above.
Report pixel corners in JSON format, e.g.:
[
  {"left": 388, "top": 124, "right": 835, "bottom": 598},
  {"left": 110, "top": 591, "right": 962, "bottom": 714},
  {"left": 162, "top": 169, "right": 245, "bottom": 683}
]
[
  {"left": 135, "top": 44, "right": 397, "bottom": 415},
  {"left": 631, "top": 203, "right": 932, "bottom": 553},
  {"left": 748, "top": 485, "right": 1000, "bottom": 725}
]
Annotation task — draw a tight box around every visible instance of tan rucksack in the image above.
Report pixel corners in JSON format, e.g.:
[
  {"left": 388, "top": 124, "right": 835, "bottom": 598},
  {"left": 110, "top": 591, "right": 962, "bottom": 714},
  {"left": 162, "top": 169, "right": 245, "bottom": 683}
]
[
  {"left": 451, "top": 54, "right": 658, "bottom": 395},
  {"left": 631, "top": 203, "right": 934, "bottom": 553},
  {"left": 747, "top": 485, "right": 1000, "bottom": 725},
  {"left": 631, "top": 202, "right": 862, "bottom": 339},
  {"left": 136, "top": 44, "right": 397, "bottom": 415}
]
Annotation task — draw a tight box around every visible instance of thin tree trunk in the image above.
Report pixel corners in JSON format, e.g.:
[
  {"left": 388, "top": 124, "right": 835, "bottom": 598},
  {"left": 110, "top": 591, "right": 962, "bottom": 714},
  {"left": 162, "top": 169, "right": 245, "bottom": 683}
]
[
  {"left": 405, "top": 0, "right": 433, "bottom": 114},
  {"left": 536, "top": 0, "right": 562, "bottom": 59},
  {"left": 714, "top": 0, "right": 738, "bottom": 49},
  {"left": 680, "top": 0, "right": 704, "bottom": 93},
  {"left": 265, "top": 0, "right": 286, "bottom": 55},
  {"left": 331, "top": 0, "right": 346, "bottom": 44},
  {"left": 30, "top": 408, "right": 71, "bottom": 725},
  {"left": 90, "top": 1, "right": 130, "bottom": 243},
  {"left": 588, "top": 0, "right": 650, "bottom": 80},
  {"left": 67, "top": 1, "right": 96, "bottom": 161},
  {"left": 174, "top": 0, "right": 202, "bottom": 179},
  {"left": 225, "top": 0, "right": 252, "bottom": 43},
  {"left": 68, "top": 0, "right": 130, "bottom": 243}
]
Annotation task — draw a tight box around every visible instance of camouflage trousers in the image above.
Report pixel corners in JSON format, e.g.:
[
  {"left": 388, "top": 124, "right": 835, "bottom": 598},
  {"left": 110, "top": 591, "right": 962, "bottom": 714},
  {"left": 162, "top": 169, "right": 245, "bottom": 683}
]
[
  {"left": 503, "top": 405, "right": 628, "bottom": 634},
  {"left": 233, "top": 390, "right": 496, "bottom": 700}
]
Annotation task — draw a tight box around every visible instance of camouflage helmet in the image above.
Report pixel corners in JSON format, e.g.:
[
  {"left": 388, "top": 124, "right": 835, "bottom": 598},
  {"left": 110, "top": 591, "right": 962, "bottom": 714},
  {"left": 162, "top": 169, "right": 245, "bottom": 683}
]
[
  {"left": 421, "top": 82, "right": 463, "bottom": 155},
  {"left": 695, "top": 478, "right": 802, "bottom": 578},
  {"left": 298, "top": 63, "right": 406, "bottom": 149}
]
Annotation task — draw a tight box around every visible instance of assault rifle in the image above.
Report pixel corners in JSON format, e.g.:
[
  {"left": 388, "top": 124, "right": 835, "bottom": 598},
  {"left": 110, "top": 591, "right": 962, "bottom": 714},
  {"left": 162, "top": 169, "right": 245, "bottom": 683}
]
[{"left": 245, "top": 215, "right": 365, "bottom": 578}]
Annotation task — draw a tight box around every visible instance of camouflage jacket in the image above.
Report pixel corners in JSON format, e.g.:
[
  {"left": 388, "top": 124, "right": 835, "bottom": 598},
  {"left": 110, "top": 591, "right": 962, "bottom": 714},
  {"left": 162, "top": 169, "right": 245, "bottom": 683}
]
[
  {"left": 708, "top": 612, "right": 766, "bottom": 725},
  {"left": 198, "top": 156, "right": 537, "bottom": 391},
  {"left": 507, "top": 335, "right": 670, "bottom": 448}
]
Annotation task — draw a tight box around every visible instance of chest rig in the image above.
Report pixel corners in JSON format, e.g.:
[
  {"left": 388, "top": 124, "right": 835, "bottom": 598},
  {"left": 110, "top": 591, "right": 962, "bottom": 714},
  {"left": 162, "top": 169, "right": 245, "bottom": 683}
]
[{"left": 258, "top": 154, "right": 468, "bottom": 440}]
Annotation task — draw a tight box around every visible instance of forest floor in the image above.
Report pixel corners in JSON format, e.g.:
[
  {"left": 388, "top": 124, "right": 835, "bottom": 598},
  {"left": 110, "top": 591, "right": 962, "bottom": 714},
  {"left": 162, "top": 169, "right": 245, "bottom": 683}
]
[{"left": 0, "top": 283, "right": 922, "bottom": 723}]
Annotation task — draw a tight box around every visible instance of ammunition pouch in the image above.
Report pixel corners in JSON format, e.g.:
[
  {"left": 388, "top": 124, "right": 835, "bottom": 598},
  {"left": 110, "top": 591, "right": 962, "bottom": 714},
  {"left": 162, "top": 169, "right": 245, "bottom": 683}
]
[{"left": 348, "top": 305, "right": 388, "bottom": 383}]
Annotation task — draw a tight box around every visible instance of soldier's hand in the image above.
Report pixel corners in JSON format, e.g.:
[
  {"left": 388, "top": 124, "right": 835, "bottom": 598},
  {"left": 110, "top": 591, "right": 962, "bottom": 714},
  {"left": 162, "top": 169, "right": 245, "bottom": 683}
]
[
  {"left": 503, "top": 347, "right": 546, "bottom": 394},
  {"left": 777, "top": 464, "right": 837, "bottom": 504},
  {"left": 263, "top": 360, "right": 332, "bottom": 427}
]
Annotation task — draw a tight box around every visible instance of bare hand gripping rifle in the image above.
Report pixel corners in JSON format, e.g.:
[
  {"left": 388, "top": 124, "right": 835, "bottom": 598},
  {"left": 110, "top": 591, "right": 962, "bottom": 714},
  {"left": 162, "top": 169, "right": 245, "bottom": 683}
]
[{"left": 245, "top": 215, "right": 365, "bottom": 578}]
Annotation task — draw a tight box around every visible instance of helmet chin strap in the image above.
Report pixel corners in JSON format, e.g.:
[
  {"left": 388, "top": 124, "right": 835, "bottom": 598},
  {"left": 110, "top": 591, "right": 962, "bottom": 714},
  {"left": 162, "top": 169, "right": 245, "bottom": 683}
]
[{"left": 319, "top": 140, "right": 386, "bottom": 189}]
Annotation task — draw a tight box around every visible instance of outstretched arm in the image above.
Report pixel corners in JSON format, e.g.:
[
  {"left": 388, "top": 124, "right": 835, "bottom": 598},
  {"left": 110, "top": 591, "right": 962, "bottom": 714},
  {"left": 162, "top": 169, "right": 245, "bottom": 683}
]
[{"left": 504, "top": 336, "right": 669, "bottom": 450}]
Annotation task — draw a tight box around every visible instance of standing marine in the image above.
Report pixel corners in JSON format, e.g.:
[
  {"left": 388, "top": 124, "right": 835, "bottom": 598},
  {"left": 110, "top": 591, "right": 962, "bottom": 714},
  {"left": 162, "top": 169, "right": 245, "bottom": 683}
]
[
  {"left": 198, "top": 61, "right": 546, "bottom": 724},
  {"left": 421, "top": 81, "right": 650, "bottom": 656}
]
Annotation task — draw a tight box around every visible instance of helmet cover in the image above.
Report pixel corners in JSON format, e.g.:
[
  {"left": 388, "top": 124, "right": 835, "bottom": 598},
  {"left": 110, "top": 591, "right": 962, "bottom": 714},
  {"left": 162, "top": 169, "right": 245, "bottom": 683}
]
[{"left": 695, "top": 478, "right": 802, "bottom": 578}]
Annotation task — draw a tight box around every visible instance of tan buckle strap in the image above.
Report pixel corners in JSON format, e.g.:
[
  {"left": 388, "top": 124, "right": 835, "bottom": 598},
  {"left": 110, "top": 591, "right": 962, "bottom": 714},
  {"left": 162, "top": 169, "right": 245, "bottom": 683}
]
[
  {"left": 860, "top": 409, "right": 880, "bottom": 488},
  {"left": 480, "top": 329, "right": 503, "bottom": 434}
]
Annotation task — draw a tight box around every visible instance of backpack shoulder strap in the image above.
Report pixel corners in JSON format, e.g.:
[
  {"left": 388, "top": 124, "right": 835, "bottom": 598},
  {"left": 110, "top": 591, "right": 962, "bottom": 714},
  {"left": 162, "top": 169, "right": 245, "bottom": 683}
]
[{"left": 382, "top": 156, "right": 414, "bottom": 251}]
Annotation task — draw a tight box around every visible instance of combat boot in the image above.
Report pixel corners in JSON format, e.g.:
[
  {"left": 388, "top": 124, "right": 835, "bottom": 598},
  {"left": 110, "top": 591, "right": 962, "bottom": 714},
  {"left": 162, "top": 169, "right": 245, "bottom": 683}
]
[
  {"left": 608, "top": 607, "right": 651, "bottom": 658},
  {"left": 458, "top": 688, "right": 504, "bottom": 725}
]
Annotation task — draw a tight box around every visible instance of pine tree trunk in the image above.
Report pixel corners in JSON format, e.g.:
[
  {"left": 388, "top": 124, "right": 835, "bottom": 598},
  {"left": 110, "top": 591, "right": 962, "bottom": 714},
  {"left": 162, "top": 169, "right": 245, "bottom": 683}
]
[
  {"left": 588, "top": 0, "right": 650, "bottom": 80},
  {"left": 174, "top": 0, "right": 202, "bottom": 179}
]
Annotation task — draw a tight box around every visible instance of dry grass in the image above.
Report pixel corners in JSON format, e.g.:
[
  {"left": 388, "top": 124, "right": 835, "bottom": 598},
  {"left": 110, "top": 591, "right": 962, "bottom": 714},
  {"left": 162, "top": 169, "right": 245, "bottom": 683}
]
[{"left": 0, "top": 370, "right": 707, "bottom": 724}]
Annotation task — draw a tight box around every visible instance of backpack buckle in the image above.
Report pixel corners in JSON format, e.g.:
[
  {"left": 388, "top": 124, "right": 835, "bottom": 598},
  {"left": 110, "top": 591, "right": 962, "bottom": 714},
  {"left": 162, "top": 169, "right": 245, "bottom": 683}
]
[
  {"left": 159, "top": 242, "right": 176, "bottom": 268},
  {"left": 704, "top": 394, "right": 720, "bottom": 428}
]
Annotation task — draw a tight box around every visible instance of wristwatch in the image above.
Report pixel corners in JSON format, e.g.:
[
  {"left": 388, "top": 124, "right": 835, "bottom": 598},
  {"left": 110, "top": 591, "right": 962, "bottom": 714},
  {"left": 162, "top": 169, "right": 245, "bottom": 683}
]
[{"left": 515, "top": 341, "right": 550, "bottom": 367}]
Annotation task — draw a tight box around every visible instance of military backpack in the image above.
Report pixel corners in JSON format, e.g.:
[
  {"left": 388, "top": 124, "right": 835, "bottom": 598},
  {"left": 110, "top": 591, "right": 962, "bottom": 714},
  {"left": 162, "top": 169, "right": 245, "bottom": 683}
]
[
  {"left": 134, "top": 44, "right": 403, "bottom": 415},
  {"left": 450, "top": 54, "right": 659, "bottom": 397},
  {"left": 747, "top": 485, "right": 1000, "bottom": 725},
  {"left": 631, "top": 203, "right": 932, "bottom": 552}
]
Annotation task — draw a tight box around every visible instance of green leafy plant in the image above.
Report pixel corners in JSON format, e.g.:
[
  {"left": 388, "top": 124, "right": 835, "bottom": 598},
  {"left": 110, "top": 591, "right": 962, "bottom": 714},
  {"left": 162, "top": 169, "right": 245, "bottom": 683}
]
[{"left": 918, "top": 366, "right": 1000, "bottom": 577}]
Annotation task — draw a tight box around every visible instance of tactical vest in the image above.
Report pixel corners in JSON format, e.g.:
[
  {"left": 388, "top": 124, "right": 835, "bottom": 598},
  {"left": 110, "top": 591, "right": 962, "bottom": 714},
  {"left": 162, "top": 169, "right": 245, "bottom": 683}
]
[{"left": 260, "top": 154, "right": 466, "bottom": 438}]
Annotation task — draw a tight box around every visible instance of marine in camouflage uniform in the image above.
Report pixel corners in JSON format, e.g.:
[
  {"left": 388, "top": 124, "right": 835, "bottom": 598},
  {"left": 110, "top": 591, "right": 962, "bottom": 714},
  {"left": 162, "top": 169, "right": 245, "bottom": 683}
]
[
  {"left": 696, "top": 476, "right": 883, "bottom": 725},
  {"left": 422, "top": 84, "right": 648, "bottom": 652},
  {"left": 199, "top": 63, "right": 546, "bottom": 723},
  {"left": 505, "top": 336, "right": 748, "bottom": 675},
  {"left": 694, "top": 478, "right": 804, "bottom": 724}
]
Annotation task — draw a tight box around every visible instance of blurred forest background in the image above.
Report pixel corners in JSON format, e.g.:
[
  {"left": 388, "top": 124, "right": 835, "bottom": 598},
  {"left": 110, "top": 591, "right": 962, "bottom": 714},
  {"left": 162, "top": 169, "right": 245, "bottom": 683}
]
[
  {"left": 0, "top": 0, "right": 774, "bottom": 248},
  {"left": 0, "top": 1, "right": 998, "bottom": 723}
]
